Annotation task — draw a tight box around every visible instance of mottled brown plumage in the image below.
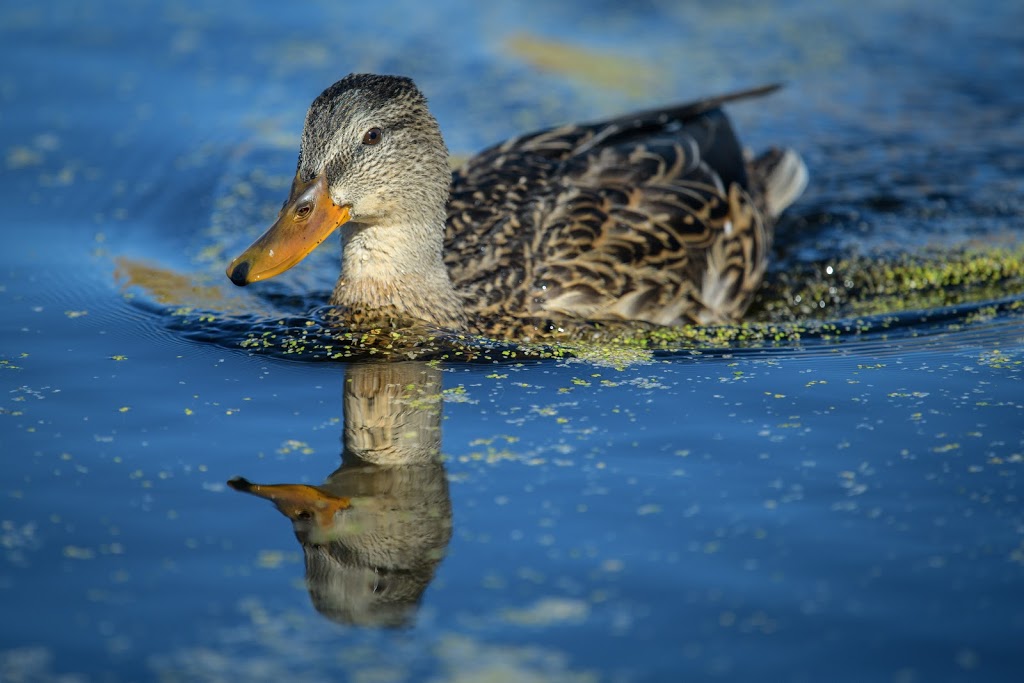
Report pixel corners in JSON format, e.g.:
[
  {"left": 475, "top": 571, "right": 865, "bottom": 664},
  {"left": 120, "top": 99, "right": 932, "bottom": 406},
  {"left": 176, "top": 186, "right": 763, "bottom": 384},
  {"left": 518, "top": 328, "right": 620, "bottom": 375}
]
[{"left": 227, "top": 74, "right": 807, "bottom": 338}]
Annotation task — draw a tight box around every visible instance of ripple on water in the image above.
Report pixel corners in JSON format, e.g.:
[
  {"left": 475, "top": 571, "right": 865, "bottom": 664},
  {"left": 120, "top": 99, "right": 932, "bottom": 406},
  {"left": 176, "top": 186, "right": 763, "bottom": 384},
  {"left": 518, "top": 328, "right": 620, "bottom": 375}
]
[{"left": 114, "top": 252, "right": 1024, "bottom": 366}]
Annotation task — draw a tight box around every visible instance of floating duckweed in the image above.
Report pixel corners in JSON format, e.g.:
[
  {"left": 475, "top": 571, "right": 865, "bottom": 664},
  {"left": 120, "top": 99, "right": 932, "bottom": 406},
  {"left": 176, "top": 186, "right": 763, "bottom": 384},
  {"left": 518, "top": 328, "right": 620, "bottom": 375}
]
[
  {"left": 276, "top": 439, "right": 314, "bottom": 455},
  {"left": 63, "top": 546, "right": 96, "bottom": 560},
  {"left": 133, "top": 242, "right": 1024, "bottom": 363},
  {"left": 755, "top": 243, "right": 1024, "bottom": 322}
]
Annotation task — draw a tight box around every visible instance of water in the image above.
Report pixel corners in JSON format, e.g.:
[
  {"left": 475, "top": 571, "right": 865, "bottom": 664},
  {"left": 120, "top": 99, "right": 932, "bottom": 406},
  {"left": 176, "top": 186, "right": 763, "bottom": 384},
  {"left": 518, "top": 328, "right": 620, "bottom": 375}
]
[{"left": 2, "top": 1, "right": 1023, "bottom": 681}]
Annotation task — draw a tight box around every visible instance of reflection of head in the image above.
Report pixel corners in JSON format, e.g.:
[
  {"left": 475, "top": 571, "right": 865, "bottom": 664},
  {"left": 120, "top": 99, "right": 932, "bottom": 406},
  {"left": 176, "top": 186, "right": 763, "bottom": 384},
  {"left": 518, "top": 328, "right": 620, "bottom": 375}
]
[
  {"left": 302, "top": 461, "right": 451, "bottom": 627},
  {"left": 228, "top": 361, "right": 452, "bottom": 628}
]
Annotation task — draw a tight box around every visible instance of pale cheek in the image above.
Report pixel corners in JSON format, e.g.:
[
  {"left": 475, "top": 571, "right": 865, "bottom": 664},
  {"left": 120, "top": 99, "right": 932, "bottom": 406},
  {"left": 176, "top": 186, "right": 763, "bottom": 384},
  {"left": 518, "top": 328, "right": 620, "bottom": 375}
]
[{"left": 350, "top": 190, "right": 394, "bottom": 223}]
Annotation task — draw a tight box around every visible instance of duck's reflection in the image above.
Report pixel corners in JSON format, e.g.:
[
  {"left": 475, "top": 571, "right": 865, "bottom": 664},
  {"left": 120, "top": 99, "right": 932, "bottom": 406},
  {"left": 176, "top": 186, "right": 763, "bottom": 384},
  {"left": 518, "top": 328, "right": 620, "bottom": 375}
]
[{"left": 228, "top": 361, "right": 452, "bottom": 628}]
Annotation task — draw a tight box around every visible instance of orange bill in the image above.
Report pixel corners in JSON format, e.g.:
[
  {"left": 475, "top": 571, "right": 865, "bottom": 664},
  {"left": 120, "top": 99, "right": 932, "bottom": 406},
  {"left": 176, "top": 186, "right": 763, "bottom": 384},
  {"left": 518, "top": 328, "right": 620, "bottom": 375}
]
[
  {"left": 228, "top": 477, "right": 351, "bottom": 529},
  {"left": 226, "top": 172, "right": 350, "bottom": 286}
]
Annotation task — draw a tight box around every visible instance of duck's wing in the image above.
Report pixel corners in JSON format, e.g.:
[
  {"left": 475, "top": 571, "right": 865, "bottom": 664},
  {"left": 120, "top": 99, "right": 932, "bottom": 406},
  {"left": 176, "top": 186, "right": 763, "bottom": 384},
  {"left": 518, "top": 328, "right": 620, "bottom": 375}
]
[{"left": 445, "top": 85, "right": 784, "bottom": 329}]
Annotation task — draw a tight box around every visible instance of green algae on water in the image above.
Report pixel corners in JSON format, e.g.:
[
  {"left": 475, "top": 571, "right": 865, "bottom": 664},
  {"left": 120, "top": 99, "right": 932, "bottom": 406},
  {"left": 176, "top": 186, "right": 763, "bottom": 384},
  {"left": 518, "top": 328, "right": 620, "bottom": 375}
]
[{"left": 146, "top": 242, "right": 1024, "bottom": 363}]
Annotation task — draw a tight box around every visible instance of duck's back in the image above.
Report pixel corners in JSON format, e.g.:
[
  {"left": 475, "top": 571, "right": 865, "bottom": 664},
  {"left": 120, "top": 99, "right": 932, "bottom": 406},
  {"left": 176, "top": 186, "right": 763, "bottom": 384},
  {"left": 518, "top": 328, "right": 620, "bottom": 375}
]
[{"left": 444, "top": 86, "right": 807, "bottom": 332}]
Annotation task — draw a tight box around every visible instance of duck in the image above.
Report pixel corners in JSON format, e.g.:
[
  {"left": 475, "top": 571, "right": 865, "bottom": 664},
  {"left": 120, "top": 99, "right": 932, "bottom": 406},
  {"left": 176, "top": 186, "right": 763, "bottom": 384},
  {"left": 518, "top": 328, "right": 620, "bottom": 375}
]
[{"left": 226, "top": 73, "right": 807, "bottom": 337}]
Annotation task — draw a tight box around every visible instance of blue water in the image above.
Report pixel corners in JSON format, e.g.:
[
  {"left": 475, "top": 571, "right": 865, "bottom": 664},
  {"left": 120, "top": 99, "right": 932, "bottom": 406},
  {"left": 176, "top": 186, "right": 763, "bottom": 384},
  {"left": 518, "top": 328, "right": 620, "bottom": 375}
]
[{"left": 2, "top": 1, "right": 1023, "bottom": 681}]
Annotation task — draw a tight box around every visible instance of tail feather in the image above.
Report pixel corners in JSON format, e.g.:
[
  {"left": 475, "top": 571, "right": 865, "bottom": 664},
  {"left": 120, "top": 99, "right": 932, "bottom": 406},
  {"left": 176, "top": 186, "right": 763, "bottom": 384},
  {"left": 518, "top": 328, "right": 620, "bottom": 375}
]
[{"left": 751, "top": 148, "right": 808, "bottom": 219}]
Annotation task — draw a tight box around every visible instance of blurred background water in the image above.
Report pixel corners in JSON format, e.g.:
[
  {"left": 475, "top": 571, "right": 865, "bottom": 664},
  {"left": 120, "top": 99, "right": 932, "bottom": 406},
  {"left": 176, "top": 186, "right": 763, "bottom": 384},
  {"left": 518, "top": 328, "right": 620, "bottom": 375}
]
[{"left": 2, "top": 1, "right": 1023, "bottom": 681}]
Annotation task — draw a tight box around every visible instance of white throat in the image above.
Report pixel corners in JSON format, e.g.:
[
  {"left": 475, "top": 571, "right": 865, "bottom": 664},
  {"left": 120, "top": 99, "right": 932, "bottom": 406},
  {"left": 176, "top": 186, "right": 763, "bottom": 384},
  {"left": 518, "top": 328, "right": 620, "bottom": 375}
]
[{"left": 332, "top": 221, "right": 466, "bottom": 329}]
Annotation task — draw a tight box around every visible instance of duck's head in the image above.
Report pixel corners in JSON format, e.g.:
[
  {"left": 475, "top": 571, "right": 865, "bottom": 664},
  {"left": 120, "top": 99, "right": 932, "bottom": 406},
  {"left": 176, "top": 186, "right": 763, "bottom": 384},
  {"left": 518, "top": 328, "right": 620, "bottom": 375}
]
[{"left": 226, "top": 74, "right": 450, "bottom": 287}]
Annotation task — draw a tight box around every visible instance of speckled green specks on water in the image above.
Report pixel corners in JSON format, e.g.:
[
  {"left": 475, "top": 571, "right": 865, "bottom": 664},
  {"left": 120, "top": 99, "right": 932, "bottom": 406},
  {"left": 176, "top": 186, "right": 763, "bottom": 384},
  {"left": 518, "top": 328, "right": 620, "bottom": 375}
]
[
  {"left": 756, "top": 243, "right": 1024, "bottom": 322},
  {"left": 124, "top": 241, "right": 1024, "bottom": 362},
  {"left": 3, "top": 0, "right": 1024, "bottom": 681}
]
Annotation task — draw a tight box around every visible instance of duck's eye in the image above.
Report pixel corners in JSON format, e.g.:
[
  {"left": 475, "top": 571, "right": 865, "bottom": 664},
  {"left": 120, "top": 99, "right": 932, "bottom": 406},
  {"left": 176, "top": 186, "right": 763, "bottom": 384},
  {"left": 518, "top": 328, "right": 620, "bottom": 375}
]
[
  {"left": 362, "top": 127, "right": 383, "bottom": 145},
  {"left": 295, "top": 203, "right": 312, "bottom": 219}
]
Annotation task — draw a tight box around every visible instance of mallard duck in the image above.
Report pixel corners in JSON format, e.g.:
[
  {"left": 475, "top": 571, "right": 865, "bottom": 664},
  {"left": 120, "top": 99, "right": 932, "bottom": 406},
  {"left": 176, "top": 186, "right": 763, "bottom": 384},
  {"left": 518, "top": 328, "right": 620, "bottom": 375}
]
[{"left": 226, "top": 73, "right": 806, "bottom": 336}]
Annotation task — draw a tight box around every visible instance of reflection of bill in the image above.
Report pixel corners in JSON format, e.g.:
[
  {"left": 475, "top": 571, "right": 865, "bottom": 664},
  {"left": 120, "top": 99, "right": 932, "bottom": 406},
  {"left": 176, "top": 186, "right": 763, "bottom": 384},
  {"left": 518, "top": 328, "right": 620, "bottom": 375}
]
[{"left": 229, "top": 361, "right": 452, "bottom": 628}]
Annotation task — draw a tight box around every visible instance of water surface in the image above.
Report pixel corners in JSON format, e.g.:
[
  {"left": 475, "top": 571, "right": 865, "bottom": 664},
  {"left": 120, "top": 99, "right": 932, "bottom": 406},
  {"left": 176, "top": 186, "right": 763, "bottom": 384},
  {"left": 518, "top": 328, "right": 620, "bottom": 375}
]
[{"left": 2, "top": 1, "right": 1023, "bottom": 681}]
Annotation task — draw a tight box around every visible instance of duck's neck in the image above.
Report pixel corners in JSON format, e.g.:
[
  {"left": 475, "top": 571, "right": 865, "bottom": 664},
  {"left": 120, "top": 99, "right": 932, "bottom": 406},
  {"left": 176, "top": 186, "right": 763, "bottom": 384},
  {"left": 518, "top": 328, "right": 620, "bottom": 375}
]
[{"left": 331, "top": 220, "right": 466, "bottom": 330}]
